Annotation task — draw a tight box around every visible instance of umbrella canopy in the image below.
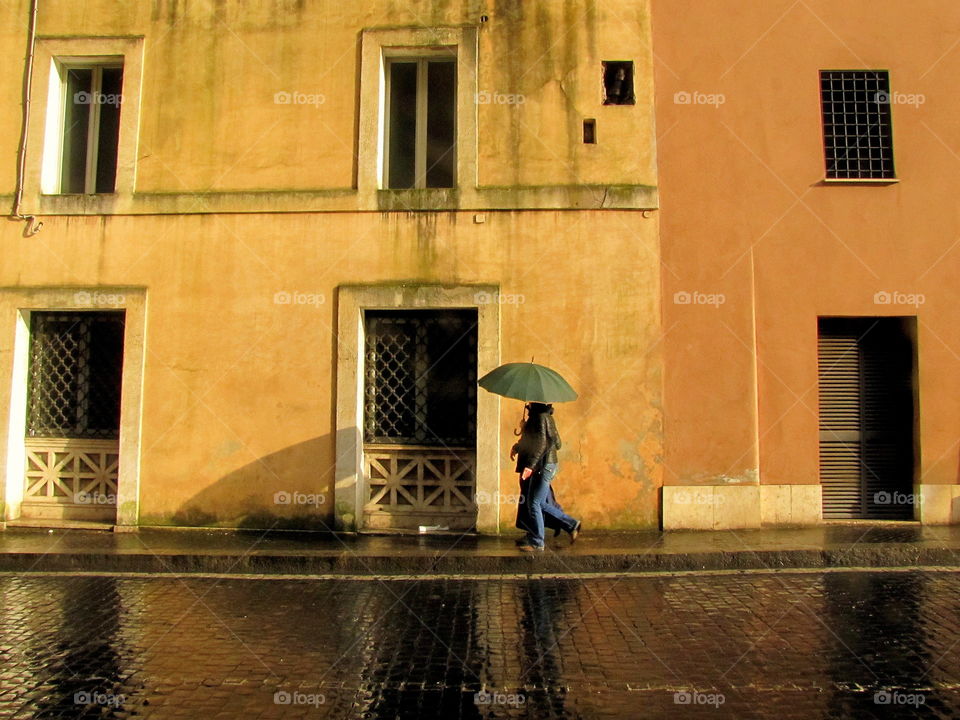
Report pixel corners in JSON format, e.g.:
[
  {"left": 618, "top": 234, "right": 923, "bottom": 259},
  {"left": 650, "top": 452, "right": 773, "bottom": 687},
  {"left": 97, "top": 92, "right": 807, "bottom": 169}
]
[{"left": 477, "top": 362, "right": 578, "bottom": 403}]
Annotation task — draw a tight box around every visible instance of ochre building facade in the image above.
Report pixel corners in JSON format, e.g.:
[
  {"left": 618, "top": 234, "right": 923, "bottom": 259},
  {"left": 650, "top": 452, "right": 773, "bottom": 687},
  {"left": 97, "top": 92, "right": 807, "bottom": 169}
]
[{"left": 1, "top": 0, "right": 957, "bottom": 533}]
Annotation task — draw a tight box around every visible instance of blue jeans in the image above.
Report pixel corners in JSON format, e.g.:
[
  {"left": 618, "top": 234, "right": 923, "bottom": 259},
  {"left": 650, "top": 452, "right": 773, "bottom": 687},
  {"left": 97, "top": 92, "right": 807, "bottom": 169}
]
[{"left": 526, "top": 463, "right": 578, "bottom": 548}]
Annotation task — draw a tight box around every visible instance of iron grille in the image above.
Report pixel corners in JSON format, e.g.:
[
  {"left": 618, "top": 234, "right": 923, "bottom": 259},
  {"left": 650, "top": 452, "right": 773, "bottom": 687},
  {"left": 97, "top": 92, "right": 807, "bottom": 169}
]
[
  {"left": 26, "top": 311, "right": 125, "bottom": 439},
  {"left": 364, "top": 310, "right": 477, "bottom": 446},
  {"left": 820, "top": 70, "right": 895, "bottom": 180}
]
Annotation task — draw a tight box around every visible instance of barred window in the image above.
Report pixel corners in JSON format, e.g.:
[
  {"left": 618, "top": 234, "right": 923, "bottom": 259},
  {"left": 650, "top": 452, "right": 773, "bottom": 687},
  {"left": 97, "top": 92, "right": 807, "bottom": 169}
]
[
  {"left": 26, "top": 311, "right": 125, "bottom": 439},
  {"left": 820, "top": 70, "right": 895, "bottom": 180},
  {"left": 364, "top": 310, "right": 477, "bottom": 446}
]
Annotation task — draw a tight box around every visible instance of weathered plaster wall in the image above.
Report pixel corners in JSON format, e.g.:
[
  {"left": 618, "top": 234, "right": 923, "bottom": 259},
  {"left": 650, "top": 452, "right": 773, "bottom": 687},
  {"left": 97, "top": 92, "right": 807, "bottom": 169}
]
[
  {"left": 0, "top": 0, "right": 663, "bottom": 530},
  {"left": 0, "top": 210, "right": 662, "bottom": 529},
  {"left": 1, "top": 0, "right": 657, "bottom": 199}
]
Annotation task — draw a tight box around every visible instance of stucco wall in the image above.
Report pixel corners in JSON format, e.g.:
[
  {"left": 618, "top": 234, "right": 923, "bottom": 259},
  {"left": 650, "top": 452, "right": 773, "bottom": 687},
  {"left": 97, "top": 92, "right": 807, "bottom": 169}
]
[
  {"left": 0, "top": 0, "right": 664, "bottom": 531},
  {"left": 1, "top": 0, "right": 657, "bottom": 201},
  {"left": 653, "top": 0, "right": 960, "bottom": 526},
  {"left": 0, "top": 210, "right": 662, "bottom": 529}
]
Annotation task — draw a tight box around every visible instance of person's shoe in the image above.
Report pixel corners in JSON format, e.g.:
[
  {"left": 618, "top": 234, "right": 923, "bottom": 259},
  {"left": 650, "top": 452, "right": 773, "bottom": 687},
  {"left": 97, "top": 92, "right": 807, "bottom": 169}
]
[
  {"left": 517, "top": 543, "right": 544, "bottom": 552},
  {"left": 515, "top": 537, "right": 530, "bottom": 546},
  {"left": 566, "top": 521, "right": 582, "bottom": 543}
]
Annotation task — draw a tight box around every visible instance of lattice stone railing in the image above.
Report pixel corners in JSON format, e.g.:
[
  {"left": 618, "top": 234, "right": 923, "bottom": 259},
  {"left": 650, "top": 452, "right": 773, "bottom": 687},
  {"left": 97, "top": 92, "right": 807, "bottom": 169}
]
[
  {"left": 363, "top": 445, "right": 476, "bottom": 529},
  {"left": 23, "top": 438, "right": 119, "bottom": 511}
]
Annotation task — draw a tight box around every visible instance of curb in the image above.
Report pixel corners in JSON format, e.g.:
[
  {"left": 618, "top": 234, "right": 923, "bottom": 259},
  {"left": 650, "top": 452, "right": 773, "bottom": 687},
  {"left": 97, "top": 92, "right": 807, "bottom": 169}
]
[{"left": 1, "top": 546, "right": 958, "bottom": 576}]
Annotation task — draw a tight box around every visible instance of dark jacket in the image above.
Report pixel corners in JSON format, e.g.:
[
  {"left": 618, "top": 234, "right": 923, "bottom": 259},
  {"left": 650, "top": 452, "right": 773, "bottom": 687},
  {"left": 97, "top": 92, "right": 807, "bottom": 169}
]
[{"left": 515, "top": 405, "right": 562, "bottom": 473}]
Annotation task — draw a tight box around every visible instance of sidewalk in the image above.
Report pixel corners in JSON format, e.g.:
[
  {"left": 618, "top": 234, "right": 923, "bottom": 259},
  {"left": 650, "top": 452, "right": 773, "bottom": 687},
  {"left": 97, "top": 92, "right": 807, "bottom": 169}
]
[{"left": 1, "top": 524, "right": 959, "bottom": 575}]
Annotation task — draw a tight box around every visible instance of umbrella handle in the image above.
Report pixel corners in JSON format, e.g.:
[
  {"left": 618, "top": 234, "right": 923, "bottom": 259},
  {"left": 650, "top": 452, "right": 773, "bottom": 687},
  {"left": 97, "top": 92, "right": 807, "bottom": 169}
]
[{"left": 513, "top": 406, "right": 528, "bottom": 436}]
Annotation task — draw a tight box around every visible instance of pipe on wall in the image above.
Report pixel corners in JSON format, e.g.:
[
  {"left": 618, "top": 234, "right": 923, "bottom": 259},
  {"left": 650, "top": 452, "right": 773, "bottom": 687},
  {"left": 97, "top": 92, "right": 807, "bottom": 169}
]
[{"left": 10, "top": 0, "right": 42, "bottom": 237}]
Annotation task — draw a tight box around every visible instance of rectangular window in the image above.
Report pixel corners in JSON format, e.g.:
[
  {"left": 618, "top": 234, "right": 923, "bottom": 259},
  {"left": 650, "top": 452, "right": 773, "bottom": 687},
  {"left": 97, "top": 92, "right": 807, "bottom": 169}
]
[
  {"left": 602, "top": 61, "right": 635, "bottom": 105},
  {"left": 26, "top": 311, "right": 125, "bottom": 439},
  {"left": 60, "top": 63, "right": 123, "bottom": 193},
  {"left": 385, "top": 57, "right": 456, "bottom": 189},
  {"left": 583, "top": 119, "right": 597, "bottom": 144},
  {"left": 820, "top": 70, "right": 895, "bottom": 180},
  {"left": 363, "top": 309, "right": 477, "bottom": 446}
]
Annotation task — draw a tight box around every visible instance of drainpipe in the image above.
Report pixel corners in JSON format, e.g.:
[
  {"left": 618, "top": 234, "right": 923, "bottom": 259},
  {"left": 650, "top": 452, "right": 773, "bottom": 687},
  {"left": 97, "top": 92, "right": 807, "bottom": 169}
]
[{"left": 10, "top": 0, "right": 42, "bottom": 237}]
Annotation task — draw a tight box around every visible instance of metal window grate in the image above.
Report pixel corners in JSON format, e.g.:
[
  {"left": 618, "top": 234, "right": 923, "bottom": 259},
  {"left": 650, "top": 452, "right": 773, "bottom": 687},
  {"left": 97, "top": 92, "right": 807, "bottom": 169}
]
[
  {"left": 820, "top": 70, "right": 895, "bottom": 180},
  {"left": 26, "top": 311, "right": 125, "bottom": 439},
  {"left": 364, "top": 310, "right": 477, "bottom": 446}
]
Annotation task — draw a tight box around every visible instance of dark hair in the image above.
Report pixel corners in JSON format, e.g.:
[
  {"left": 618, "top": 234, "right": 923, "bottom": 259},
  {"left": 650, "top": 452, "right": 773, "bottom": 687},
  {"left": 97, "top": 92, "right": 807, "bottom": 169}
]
[{"left": 526, "top": 402, "right": 554, "bottom": 414}]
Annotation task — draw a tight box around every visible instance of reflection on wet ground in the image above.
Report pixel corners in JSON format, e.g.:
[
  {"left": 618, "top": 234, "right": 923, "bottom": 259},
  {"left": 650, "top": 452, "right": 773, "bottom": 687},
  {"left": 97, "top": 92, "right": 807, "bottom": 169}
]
[{"left": 1, "top": 571, "right": 958, "bottom": 718}]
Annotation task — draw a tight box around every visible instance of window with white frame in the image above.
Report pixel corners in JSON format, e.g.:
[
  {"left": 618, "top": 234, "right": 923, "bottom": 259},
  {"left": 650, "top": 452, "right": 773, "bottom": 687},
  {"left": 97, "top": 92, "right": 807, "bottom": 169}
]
[
  {"left": 56, "top": 60, "right": 124, "bottom": 194},
  {"left": 384, "top": 55, "right": 457, "bottom": 189}
]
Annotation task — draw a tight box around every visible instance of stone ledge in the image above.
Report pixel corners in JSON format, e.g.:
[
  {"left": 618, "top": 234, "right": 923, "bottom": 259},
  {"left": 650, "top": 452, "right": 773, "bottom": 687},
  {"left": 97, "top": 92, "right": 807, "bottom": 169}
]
[{"left": 663, "top": 485, "right": 822, "bottom": 530}]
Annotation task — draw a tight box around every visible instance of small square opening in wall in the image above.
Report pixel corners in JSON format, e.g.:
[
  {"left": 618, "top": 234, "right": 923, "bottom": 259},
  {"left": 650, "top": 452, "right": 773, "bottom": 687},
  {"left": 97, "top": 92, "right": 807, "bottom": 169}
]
[
  {"left": 583, "top": 119, "right": 597, "bottom": 144},
  {"left": 602, "top": 61, "right": 635, "bottom": 105}
]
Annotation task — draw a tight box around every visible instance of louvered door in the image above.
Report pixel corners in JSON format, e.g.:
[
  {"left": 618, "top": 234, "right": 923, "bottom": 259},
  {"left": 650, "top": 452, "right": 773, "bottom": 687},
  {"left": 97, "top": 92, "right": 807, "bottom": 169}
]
[
  {"left": 818, "top": 330, "right": 862, "bottom": 516},
  {"left": 818, "top": 318, "right": 915, "bottom": 519}
]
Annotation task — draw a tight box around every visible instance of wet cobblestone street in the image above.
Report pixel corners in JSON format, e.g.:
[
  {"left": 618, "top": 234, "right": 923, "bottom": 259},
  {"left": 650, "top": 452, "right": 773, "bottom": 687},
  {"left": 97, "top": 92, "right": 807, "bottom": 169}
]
[{"left": 1, "top": 570, "right": 959, "bottom": 719}]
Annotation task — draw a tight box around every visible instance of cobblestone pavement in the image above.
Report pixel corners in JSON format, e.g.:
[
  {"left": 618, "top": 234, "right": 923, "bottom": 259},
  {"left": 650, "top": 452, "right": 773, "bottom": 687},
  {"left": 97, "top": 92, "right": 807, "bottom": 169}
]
[{"left": 1, "top": 570, "right": 959, "bottom": 719}]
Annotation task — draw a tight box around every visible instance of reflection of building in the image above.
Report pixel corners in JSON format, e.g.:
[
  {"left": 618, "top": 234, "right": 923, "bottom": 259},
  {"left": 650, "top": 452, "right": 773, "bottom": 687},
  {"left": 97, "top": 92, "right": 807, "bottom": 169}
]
[
  {"left": 1, "top": 0, "right": 958, "bottom": 533},
  {"left": 0, "top": 1, "right": 661, "bottom": 533}
]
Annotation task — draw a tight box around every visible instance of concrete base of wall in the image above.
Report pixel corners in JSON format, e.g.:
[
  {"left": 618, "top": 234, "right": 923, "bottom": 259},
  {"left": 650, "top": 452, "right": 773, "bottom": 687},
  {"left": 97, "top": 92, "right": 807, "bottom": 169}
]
[
  {"left": 662, "top": 485, "right": 822, "bottom": 530},
  {"left": 917, "top": 484, "right": 960, "bottom": 524}
]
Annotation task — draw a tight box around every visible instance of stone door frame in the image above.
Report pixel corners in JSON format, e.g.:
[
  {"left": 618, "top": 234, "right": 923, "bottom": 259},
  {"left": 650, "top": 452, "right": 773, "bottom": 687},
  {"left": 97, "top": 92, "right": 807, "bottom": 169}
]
[{"left": 335, "top": 284, "right": 500, "bottom": 533}]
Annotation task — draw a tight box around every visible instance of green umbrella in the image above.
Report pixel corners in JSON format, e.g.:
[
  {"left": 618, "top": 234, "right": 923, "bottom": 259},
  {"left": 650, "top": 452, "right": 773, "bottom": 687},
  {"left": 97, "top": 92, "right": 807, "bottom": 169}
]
[{"left": 477, "top": 361, "right": 578, "bottom": 403}]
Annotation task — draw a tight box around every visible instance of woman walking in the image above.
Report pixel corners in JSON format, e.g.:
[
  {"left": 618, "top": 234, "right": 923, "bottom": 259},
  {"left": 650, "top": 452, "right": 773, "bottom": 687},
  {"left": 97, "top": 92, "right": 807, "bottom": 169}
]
[{"left": 513, "top": 402, "right": 581, "bottom": 552}]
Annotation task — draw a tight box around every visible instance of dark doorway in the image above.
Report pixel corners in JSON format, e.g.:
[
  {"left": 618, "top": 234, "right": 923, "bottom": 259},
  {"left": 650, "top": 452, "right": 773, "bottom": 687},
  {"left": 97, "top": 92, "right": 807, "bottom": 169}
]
[
  {"left": 818, "top": 317, "right": 916, "bottom": 519},
  {"left": 21, "top": 311, "right": 125, "bottom": 522}
]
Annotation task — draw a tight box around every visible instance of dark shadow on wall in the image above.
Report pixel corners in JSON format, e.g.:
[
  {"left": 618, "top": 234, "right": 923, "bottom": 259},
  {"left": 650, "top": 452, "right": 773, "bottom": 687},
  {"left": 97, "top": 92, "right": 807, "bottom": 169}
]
[{"left": 169, "top": 433, "right": 345, "bottom": 531}]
